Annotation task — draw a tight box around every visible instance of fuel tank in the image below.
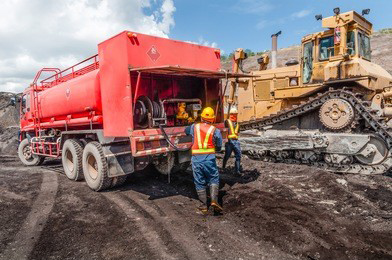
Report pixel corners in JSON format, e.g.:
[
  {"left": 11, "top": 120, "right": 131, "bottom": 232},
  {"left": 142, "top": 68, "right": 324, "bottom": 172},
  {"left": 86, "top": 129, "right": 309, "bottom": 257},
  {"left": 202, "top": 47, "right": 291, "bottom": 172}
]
[{"left": 38, "top": 70, "right": 102, "bottom": 120}]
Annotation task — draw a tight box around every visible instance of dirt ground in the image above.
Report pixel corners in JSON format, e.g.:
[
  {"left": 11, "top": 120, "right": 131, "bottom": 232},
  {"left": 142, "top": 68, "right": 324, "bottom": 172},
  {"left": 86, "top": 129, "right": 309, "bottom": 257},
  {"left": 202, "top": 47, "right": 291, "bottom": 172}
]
[{"left": 0, "top": 154, "right": 391, "bottom": 260}]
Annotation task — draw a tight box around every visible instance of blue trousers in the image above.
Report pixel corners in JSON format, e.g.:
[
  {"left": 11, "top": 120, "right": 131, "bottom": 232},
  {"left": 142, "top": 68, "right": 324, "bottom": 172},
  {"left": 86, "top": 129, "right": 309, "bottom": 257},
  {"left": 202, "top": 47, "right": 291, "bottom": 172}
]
[
  {"left": 191, "top": 155, "right": 219, "bottom": 191},
  {"left": 223, "top": 139, "right": 241, "bottom": 173}
]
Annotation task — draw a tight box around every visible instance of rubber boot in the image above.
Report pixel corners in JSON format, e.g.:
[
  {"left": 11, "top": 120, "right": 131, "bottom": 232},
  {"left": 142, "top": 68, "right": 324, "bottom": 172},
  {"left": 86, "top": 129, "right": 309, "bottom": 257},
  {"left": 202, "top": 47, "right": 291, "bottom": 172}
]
[
  {"left": 210, "top": 184, "right": 223, "bottom": 212},
  {"left": 196, "top": 189, "right": 208, "bottom": 214},
  {"left": 222, "top": 156, "right": 228, "bottom": 170},
  {"left": 235, "top": 160, "right": 241, "bottom": 175}
]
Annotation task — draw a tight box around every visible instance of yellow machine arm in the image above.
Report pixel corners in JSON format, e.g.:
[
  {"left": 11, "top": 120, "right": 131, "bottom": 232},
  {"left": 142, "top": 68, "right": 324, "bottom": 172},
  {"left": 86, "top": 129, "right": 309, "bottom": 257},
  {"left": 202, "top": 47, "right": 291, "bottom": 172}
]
[{"left": 227, "top": 49, "right": 247, "bottom": 116}]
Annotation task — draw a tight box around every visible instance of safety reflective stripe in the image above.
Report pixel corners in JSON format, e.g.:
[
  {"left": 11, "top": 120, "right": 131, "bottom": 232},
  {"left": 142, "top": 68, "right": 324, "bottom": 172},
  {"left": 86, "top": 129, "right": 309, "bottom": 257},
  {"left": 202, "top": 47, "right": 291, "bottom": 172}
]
[
  {"left": 195, "top": 123, "right": 203, "bottom": 149},
  {"left": 192, "top": 123, "right": 216, "bottom": 154},
  {"left": 203, "top": 125, "right": 215, "bottom": 148},
  {"left": 192, "top": 148, "right": 216, "bottom": 154},
  {"left": 228, "top": 120, "right": 239, "bottom": 139}
]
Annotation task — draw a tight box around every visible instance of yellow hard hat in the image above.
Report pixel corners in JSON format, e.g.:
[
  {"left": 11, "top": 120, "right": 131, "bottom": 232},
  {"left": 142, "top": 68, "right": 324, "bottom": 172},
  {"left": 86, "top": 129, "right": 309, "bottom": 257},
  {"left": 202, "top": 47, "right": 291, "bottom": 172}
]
[
  {"left": 201, "top": 107, "right": 215, "bottom": 120},
  {"left": 229, "top": 106, "right": 238, "bottom": 114}
]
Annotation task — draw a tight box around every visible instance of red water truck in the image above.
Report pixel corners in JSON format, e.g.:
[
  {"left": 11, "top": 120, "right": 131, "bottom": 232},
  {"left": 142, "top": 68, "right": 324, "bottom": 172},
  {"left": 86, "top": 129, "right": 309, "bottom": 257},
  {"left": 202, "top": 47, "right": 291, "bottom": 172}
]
[{"left": 18, "top": 31, "right": 245, "bottom": 191}]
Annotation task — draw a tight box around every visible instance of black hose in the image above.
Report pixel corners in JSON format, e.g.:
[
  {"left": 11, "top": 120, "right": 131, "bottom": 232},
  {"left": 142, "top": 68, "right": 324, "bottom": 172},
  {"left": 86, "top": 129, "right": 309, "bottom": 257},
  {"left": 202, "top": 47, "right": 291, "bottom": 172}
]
[
  {"left": 159, "top": 124, "right": 190, "bottom": 152},
  {"left": 239, "top": 59, "right": 250, "bottom": 74}
]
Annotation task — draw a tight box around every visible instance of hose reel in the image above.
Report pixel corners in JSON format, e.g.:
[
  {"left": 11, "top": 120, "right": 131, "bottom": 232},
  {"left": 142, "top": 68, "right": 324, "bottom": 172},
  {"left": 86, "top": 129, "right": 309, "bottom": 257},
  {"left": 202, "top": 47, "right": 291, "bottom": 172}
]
[{"left": 134, "top": 96, "right": 165, "bottom": 128}]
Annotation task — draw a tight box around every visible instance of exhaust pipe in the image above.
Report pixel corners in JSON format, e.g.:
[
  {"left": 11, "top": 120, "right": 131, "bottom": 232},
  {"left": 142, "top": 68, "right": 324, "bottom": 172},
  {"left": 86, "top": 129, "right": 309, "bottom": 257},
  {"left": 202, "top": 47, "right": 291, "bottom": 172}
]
[{"left": 271, "top": 31, "right": 281, "bottom": 69}]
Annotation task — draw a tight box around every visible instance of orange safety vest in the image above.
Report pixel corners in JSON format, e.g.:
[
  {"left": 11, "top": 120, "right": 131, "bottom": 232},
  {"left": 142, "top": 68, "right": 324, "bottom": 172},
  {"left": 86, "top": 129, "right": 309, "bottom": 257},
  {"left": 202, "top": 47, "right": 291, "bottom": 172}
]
[
  {"left": 227, "top": 119, "right": 239, "bottom": 139},
  {"left": 191, "top": 123, "right": 216, "bottom": 155}
]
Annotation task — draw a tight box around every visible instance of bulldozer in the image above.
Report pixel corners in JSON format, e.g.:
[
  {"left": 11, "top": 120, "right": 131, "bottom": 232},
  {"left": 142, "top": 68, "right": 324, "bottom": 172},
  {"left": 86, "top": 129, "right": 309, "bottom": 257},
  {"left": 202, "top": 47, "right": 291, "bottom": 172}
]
[{"left": 229, "top": 8, "right": 392, "bottom": 175}]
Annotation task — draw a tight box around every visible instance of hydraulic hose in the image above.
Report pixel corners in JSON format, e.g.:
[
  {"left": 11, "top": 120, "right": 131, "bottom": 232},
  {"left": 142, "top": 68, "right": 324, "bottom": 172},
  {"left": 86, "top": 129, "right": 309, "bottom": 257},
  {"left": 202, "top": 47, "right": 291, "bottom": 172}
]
[
  {"left": 159, "top": 124, "right": 190, "bottom": 152},
  {"left": 239, "top": 59, "right": 250, "bottom": 74}
]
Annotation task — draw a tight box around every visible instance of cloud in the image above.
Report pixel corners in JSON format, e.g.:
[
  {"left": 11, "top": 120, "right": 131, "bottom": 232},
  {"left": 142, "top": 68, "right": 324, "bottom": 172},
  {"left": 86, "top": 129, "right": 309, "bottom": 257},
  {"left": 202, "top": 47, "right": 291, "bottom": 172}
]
[
  {"left": 185, "top": 37, "right": 219, "bottom": 49},
  {"left": 232, "top": 0, "right": 274, "bottom": 14},
  {"left": 0, "top": 0, "right": 176, "bottom": 93},
  {"left": 197, "top": 37, "right": 218, "bottom": 48},
  {"left": 256, "top": 20, "right": 268, "bottom": 30},
  {"left": 291, "top": 9, "right": 311, "bottom": 18},
  {"left": 256, "top": 9, "right": 312, "bottom": 30}
]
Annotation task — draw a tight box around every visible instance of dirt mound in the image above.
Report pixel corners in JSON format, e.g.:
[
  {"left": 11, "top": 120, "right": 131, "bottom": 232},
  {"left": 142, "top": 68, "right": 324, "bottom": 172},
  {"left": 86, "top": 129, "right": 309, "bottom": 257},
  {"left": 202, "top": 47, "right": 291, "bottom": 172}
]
[
  {"left": 372, "top": 32, "right": 392, "bottom": 74},
  {"left": 221, "top": 156, "right": 392, "bottom": 259},
  {"left": 0, "top": 92, "right": 20, "bottom": 155}
]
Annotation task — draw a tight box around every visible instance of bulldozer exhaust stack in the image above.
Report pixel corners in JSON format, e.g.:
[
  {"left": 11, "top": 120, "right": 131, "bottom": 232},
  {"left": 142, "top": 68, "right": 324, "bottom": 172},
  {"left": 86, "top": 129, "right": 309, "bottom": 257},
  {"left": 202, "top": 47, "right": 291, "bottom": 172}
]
[{"left": 271, "top": 31, "right": 281, "bottom": 69}]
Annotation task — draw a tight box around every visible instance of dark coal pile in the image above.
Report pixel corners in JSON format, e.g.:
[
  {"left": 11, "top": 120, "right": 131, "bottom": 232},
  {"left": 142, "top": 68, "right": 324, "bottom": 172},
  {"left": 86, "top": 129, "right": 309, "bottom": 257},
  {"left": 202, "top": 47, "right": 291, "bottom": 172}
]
[{"left": 221, "top": 156, "right": 392, "bottom": 260}]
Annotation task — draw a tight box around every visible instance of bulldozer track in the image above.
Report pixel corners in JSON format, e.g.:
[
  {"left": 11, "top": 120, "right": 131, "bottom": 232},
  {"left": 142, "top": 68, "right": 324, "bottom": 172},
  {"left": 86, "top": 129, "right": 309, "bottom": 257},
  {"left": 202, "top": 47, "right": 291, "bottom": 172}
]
[{"left": 240, "top": 88, "right": 392, "bottom": 175}]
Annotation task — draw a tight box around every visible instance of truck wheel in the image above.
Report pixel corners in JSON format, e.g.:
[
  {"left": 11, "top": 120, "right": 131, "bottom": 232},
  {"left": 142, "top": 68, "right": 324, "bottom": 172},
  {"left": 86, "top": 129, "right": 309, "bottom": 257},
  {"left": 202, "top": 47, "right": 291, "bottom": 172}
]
[
  {"left": 62, "top": 139, "right": 84, "bottom": 181},
  {"left": 110, "top": 176, "right": 127, "bottom": 188},
  {"left": 18, "top": 139, "right": 45, "bottom": 166},
  {"left": 82, "top": 141, "right": 112, "bottom": 191}
]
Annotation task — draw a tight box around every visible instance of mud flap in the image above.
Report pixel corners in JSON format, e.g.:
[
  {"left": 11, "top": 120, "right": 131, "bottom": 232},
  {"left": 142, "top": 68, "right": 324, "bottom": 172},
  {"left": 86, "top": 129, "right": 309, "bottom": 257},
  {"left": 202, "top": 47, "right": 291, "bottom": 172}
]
[{"left": 103, "top": 143, "right": 134, "bottom": 177}]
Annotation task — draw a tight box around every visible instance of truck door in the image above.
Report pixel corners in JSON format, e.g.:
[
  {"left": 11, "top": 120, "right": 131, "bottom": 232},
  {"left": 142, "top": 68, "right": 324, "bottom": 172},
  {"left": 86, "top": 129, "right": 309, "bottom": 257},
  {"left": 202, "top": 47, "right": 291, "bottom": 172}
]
[
  {"left": 302, "top": 41, "right": 314, "bottom": 84},
  {"left": 20, "top": 92, "right": 33, "bottom": 128}
]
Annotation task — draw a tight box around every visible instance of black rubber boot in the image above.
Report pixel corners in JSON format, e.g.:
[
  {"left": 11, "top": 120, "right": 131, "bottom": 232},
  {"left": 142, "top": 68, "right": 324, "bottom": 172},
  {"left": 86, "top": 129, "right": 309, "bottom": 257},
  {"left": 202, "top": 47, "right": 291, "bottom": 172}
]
[
  {"left": 196, "top": 189, "right": 208, "bottom": 214},
  {"left": 222, "top": 157, "right": 228, "bottom": 169},
  {"left": 235, "top": 159, "right": 241, "bottom": 175},
  {"left": 210, "top": 184, "right": 223, "bottom": 212}
]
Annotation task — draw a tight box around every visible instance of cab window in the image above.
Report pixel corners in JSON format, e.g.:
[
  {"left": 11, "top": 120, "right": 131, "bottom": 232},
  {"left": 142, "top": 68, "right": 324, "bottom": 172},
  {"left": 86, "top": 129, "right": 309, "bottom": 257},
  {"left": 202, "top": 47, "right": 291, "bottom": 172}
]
[
  {"left": 359, "top": 32, "right": 371, "bottom": 60},
  {"left": 303, "top": 41, "right": 313, "bottom": 84},
  {"left": 319, "top": 36, "right": 334, "bottom": 61},
  {"left": 347, "top": 31, "right": 356, "bottom": 56},
  {"left": 21, "top": 94, "right": 30, "bottom": 114}
]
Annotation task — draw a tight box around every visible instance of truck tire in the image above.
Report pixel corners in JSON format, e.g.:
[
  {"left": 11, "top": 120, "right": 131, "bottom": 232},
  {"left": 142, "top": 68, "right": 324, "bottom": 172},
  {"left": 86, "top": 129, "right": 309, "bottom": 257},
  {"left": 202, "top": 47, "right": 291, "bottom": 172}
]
[
  {"left": 18, "top": 139, "right": 45, "bottom": 166},
  {"left": 110, "top": 176, "right": 127, "bottom": 188},
  {"left": 82, "top": 141, "right": 112, "bottom": 191},
  {"left": 62, "top": 139, "right": 84, "bottom": 181}
]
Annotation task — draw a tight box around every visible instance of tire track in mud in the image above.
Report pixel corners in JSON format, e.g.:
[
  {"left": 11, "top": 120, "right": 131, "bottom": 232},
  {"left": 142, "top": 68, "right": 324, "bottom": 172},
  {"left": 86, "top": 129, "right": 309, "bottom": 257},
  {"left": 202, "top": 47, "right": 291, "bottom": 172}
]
[
  {"left": 122, "top": 192, "right": 212, "bottom": 260},
  {"left": 104, "top": 192, "right": 187, "bottom": 260},
  {"left": 120, "top": 190, "right": 294, "bottom": 260},
  {"left": 0, "top": 170, "right": 58, "bottom": 260}
]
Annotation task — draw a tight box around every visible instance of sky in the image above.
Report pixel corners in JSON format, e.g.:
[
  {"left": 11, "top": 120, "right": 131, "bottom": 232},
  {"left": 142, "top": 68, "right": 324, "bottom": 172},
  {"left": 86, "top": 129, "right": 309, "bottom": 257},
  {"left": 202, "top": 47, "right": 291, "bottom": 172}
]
[{"left": 0, "top": 0, "right": 391, "bottom": 93}]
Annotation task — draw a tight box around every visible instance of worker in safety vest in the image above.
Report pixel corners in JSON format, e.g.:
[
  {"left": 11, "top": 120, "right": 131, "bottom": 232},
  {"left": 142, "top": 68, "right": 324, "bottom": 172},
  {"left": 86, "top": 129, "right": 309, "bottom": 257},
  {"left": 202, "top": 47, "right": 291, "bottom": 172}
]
[
  {"left": 185, "top": 107, "right": 223, "bottom": 214},
  {"left": 222, "top": 106, "right": 242, "bottom": 175}
]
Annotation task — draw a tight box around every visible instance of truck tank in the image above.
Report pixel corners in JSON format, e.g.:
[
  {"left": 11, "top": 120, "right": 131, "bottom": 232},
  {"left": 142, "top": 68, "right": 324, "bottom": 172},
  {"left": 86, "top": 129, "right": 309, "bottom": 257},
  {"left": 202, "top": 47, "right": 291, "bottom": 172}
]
[
  {"left": 231, "top": 9, "right": 392, "bottom": 175},
  {"left": 38, "top": 70, "right": 102, "bottom": 121}
]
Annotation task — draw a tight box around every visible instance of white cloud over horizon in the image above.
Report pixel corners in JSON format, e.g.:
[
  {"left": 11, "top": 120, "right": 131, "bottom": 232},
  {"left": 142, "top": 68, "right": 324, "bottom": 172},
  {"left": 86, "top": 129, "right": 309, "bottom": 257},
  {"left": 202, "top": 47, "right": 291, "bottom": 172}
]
[
  {"left": 232, "top": 0, "right": 274, "bottom": 14},
  {"left": 0, "top": 0, "right": 176, "bottom": 93},
  {"left": 291, "top": 9, "right": 312, "bottom": 18},
  {"left": 256, "top": 9, "right": 312, "bottom": 30}
]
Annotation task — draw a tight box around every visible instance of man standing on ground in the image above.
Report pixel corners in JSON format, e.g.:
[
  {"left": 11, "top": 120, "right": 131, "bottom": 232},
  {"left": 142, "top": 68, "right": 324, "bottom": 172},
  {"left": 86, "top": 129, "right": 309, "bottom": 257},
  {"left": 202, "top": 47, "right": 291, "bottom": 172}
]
[
  {"left": 222, "top": 107, "right": 242, "bottom": 175},
  {"left": 185, "top": 107, "right": 223, "bottom": 214}
]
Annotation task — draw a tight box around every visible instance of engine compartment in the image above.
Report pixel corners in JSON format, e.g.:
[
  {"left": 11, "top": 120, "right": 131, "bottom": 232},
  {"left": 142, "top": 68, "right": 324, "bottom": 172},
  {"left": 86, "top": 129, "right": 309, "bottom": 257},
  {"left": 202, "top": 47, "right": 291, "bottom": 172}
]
[{"left": 131, "top": 73, "right": 223, "bottom": 129}]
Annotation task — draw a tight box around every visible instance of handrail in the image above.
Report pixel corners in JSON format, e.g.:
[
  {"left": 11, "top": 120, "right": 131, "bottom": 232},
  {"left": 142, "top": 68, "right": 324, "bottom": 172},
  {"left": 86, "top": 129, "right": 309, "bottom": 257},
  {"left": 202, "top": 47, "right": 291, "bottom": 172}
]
[
  {"left": 39, "top": 54, "right": 99, "bottom": 87},
  {"left": 32, "top": 68, "right": 61, "bottom": 86}
]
